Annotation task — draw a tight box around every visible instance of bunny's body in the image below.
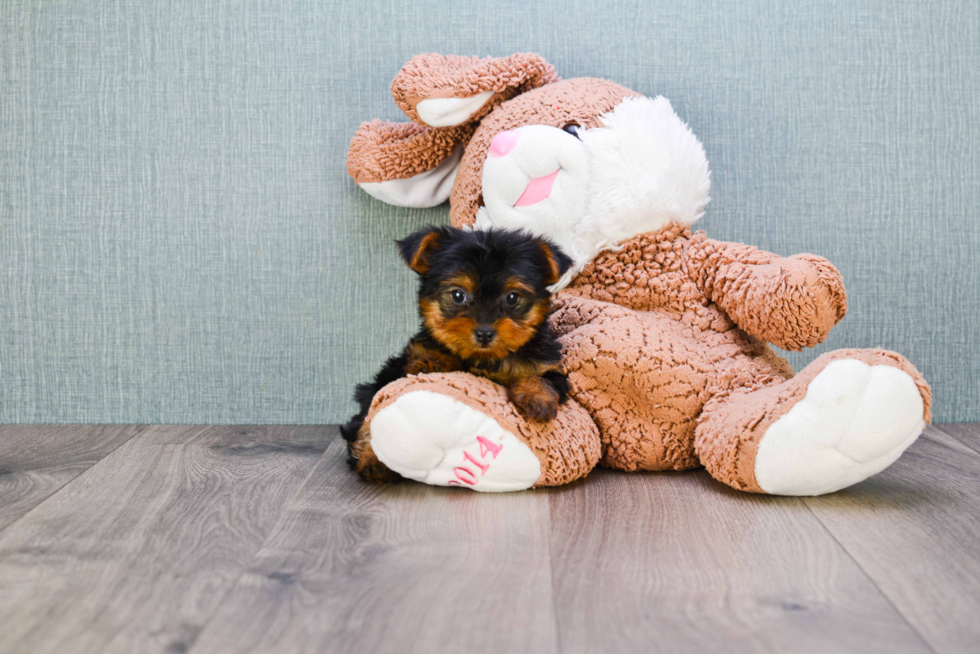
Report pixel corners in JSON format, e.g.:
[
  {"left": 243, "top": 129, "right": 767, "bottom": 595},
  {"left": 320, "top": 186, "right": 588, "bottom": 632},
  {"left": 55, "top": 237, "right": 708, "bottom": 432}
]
[{"left": 346, "top": 54, "right": 930, "bottom": 494}]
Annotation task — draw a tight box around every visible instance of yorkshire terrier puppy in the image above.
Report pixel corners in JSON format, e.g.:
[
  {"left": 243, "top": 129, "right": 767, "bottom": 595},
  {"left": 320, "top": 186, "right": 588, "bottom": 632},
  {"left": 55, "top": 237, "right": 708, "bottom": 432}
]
[{"left": 340, "top": 225, "right": 573, "bottom": 483}]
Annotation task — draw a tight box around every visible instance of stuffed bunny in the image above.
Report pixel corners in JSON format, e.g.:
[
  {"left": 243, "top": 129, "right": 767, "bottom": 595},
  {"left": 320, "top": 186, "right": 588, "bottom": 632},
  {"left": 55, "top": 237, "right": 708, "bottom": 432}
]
[{"left": 346, "top": 53, "right": 931, "bottom": 494}]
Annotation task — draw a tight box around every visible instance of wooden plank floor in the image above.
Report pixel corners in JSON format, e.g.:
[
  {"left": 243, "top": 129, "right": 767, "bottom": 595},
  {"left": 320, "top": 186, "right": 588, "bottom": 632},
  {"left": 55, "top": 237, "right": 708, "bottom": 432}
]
[{"left": 0, "top": 424, "right": 977, "bottom": 654}]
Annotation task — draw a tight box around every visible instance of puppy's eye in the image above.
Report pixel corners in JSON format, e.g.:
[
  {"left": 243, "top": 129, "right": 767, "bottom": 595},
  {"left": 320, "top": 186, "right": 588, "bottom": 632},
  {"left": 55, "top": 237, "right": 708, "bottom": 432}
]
[
  {"left": 450, "top": 289, "right": 467, "bottom": 305},
  {"left": 504, "top": 292, "right": 521, "bottom": 307},
  {"left": 562, "top": 123, "right": 582, "bottom": 139}
]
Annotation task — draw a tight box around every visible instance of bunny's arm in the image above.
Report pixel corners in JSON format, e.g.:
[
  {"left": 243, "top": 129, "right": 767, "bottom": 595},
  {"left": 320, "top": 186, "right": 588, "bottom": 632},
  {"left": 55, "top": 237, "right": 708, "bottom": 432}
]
[
  {"left": 562, "top": 225, "right": 846, "bottom": 351},
  {"left": 685, "top": 233, "right": 847, "bottom": 351}
]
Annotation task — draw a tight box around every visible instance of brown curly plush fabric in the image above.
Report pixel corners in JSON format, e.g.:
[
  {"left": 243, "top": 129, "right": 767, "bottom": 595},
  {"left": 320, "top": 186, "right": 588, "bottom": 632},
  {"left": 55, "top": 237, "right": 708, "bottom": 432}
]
[
  {"left": 391, "top": 53, "right": 559, "bottom": 126},
  {"left": 346, "top": 121, "right": 474, "bottom": 184},
  {"left": 552, "top": 227, "right": 800, "bottom": 472},
  {"left": 347, "top": 53, "right": 568, "bottom": 185},
  {"left": 564, "top": 225, "right": 848, "bottom": 350},
  {"left": 365, "top": 372, "right": 602, "bottom": 487}
]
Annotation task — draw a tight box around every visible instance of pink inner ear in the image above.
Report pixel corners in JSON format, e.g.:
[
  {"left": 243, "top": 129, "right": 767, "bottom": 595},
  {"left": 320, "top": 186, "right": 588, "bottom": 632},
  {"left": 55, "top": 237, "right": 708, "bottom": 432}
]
[{"left": 515, "top": 169, "right": 560, "bottom": 207}]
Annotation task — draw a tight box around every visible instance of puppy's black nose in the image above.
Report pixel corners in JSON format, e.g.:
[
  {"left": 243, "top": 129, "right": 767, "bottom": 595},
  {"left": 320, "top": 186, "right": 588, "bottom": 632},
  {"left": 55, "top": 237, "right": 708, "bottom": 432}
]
[{"left": 474, "top": 326, "right": 495, "bottom": 346}]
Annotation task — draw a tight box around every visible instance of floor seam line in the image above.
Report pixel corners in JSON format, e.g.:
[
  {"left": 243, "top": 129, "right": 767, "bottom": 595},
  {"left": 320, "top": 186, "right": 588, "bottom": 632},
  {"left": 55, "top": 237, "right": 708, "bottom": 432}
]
[
  {"left": 799, "top": 497, "right": 939, "bottom": 654},
  {"left": 931, "top": 423, "right": 980, "bottom": 456},
  {"left": 546, "top": 491, "right": 563, "bottom": 654},
  {"left": 182, "top": 425, "right": 339, "bottom": 654},
  {"left": 0, "top": 424, "right": 149, "bottom": 538}
]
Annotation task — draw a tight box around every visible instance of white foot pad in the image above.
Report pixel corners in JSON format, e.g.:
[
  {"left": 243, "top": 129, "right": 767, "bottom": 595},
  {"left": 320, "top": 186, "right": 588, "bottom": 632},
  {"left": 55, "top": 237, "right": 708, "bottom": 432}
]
[
  {"left": 370, "top": 390, "right": 541, "bottom": 492},
  {"left": 755, "top": 359, "right": 925, "bottom": 496}
]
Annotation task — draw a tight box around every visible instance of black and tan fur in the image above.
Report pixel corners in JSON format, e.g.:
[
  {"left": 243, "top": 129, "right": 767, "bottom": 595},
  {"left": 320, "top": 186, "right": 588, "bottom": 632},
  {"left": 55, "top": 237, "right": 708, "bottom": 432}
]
[{"left": 340, "top": 226, "right": 573, "bottom": 482}]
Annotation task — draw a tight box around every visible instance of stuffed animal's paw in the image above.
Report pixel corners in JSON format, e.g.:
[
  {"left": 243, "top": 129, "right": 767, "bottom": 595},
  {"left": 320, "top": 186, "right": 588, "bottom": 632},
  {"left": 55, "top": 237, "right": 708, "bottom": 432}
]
[
  {"left": 754, "top": 358, "right": 926, "bottom": 495},
  {"left": 369, "top": 390, "right": 542, "bottom": 492}
]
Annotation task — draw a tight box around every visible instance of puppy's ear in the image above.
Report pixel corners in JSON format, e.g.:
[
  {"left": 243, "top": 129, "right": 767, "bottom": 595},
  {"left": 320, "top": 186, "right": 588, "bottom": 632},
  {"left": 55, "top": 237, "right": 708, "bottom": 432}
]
[
  {"left": 537, "top": 239, "right": 573, "bottom": 286},
  {"left": 397, "top": 226, "right": 445, "bottom": 275}
]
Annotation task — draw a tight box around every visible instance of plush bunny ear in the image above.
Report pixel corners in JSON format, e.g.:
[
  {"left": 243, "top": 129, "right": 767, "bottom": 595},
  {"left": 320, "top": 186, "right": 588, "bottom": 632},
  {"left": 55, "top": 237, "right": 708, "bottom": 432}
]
[
  {"left": 347, "top": 120, "right": 474, "bottom": 208},
  {"left": 391, "top": 53, "right": 559, "bottom": 128},
  {"left": 347, "top": 53, "right": 558, "bottom": 208}
]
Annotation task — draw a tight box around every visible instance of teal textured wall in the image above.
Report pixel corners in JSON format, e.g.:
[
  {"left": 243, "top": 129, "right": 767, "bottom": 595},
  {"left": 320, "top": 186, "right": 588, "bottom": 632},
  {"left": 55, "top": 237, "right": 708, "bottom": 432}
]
[{"left": 1, "top": 0, "right": 977, "bottom": 423}]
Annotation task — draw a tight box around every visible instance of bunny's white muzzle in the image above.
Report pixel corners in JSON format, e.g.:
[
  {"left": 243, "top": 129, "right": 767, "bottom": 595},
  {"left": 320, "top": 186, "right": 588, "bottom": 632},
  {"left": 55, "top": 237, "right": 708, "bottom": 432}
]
[{"left": 476, "top": 96, "right": 712, "bottom": 290}]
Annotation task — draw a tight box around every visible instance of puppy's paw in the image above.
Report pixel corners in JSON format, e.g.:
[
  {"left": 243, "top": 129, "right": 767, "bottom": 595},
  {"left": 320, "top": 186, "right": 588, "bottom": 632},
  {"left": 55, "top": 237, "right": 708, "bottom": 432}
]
[
  {"left": 350, "top": 426, "right": 402, "bottom": 484},
  {"left": 356, "top": 458, "right": 402, "bottom": 484},
  {"left": 509, "top": 376, "right": 560, "bottom": 422},
  {"left": 514, "top": 391, "right": 559, "bottom": 422}
]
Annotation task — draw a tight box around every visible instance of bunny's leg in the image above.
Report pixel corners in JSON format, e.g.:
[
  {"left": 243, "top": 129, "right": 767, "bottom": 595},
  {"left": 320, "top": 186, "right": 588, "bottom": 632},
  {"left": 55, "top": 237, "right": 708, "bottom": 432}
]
[
  {"left": 361, "top": 373, "right": 601, "bottom": 492},
  {"left": 695, "top": 349, "right": 931, "bottom": 495}
]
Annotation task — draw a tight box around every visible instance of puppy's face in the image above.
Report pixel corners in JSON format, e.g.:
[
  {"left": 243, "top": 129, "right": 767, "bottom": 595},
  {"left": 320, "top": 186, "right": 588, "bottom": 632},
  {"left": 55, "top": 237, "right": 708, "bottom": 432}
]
[{"left": 398, "top": 227, "right": 572, "bottom": 360}]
